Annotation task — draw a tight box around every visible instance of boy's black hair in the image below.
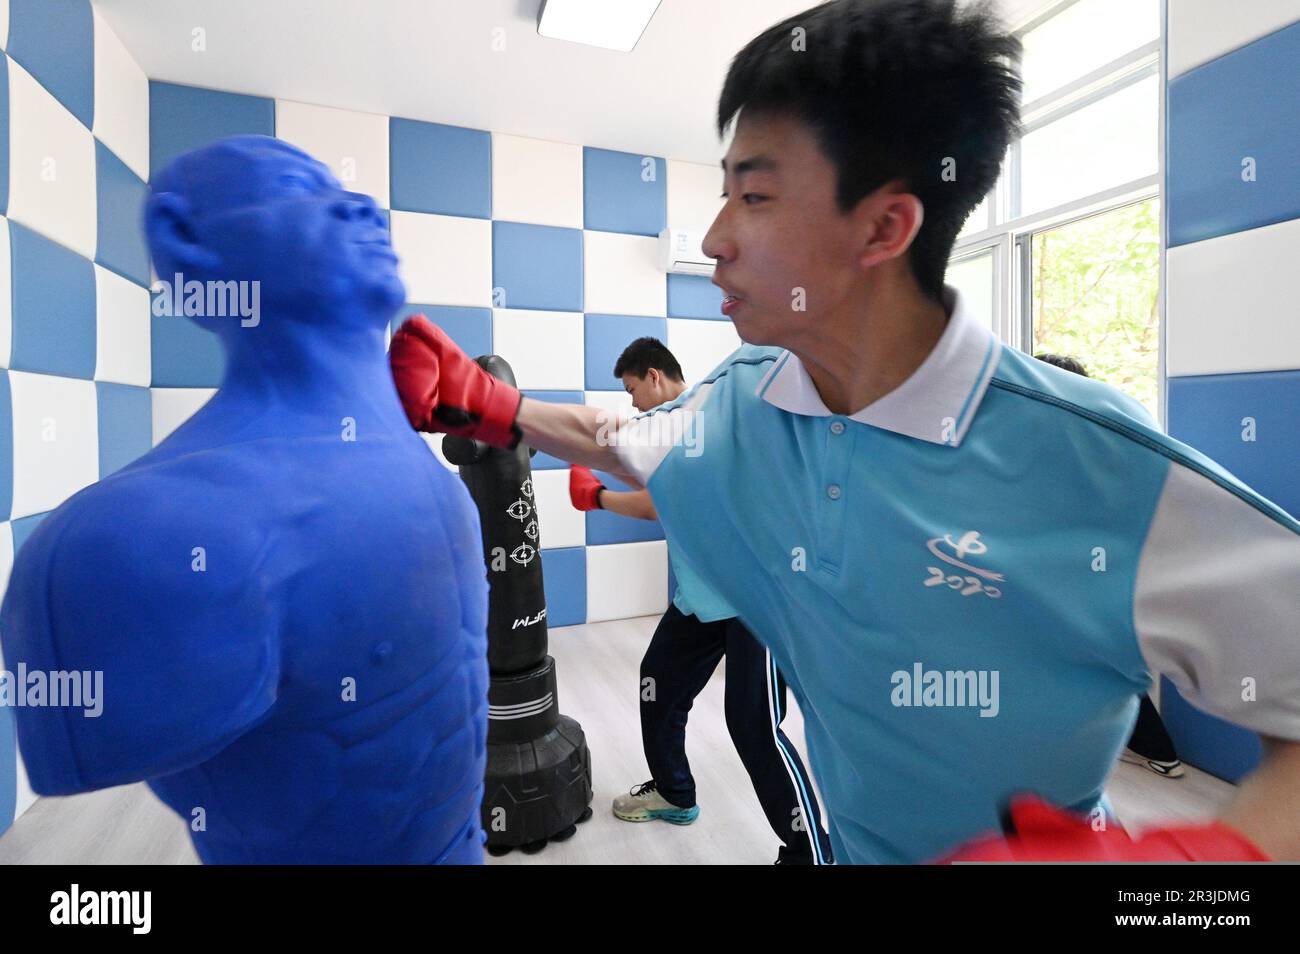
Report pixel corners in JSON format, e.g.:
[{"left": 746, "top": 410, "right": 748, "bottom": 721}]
[
  {"left": 613, "top": 337, "right": 685, "bottom": 383},
  {"left": 717, "top": 0, "right": 1022, "bottom": 302},
  {"left": 1034, "top": 353, "right": 1090, "bottom": 378}
]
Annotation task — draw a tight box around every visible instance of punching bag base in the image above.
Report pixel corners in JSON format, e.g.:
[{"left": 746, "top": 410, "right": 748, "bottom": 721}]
[{"left": 481, "top": 714, "right": 593, "bottom": 851}]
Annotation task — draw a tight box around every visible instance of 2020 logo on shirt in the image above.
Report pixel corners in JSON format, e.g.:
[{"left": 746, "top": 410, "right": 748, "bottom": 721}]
[{"left": 923, "top": 530, "right": 1004, "bottom": 599}]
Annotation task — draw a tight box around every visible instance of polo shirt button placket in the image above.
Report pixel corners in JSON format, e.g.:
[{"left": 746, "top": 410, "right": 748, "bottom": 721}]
[{"left": 816, "top": 417, "right": 852, "bottom": 574}]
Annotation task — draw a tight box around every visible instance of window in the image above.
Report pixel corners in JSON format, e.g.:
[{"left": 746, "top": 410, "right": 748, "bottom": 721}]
[
  {"left": 958, "top": 189, "right": 993, "bottom": 240},
  {"left": 1019, "top": 0, "right": 1160, "bottom": 105},
  {"left": 1018, "top": 74, "right": 1159, "bottom": 217},
  {"left": 1031, "top": 199, "right": 1161, "bottom": 417},
  {"left": 947, "top": 249, "right": 996, "bottom": 332},
  {"left": 949, "top": 0, "right": 1164, "bottom": 423}
]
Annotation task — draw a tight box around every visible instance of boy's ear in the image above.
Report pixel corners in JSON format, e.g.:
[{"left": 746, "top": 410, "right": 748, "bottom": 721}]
[
  {"left": 854, "top": 183, "right": 925, "bottom": 271},
  {"left": 144, "top": 191, "right": 220, "bottom": 275}
]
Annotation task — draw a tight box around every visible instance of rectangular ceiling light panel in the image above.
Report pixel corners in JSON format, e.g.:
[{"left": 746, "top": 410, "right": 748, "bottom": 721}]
[{"left": 537, "top": 0, "right": 663, "bottom": 53}]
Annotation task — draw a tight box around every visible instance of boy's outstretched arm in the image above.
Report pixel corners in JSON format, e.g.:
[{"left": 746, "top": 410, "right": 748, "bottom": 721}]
[
  {"left": 389, "top": 314, "right": 627, "bottom": 473},
  {"left": 568, "top": 465, "right": 658, "bottom": 520},
  {"left": 516, "top": 398, "right": 628, "bottom": 473}
]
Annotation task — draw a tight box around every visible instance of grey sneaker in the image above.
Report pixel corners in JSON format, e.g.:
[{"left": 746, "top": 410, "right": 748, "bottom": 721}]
[
  {"left": 612, "top": 780, "right": 700, "bottom": 824},
  {"left": 1121, "top": 748, "right": 1185, "bottom": 778}
]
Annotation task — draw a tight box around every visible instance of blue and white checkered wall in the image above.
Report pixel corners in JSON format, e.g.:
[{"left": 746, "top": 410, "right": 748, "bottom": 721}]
[
  {"left": 146, "top": 88, "right": 738, "bottom": 633},
  {"left": 0, "top": 0, "right": 739, "bottom": 837},
  {"left": 1159, "top": 0, "right": 1300, "bottom": 783},
  {"left": 0, "top": 0, "right": 152, "bottom": 835}
]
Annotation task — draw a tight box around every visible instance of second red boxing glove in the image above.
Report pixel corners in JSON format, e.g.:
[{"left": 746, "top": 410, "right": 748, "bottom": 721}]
[
  {"left": 934, "top": 794, "right": 1270, "bottom": 863},
  {"left": 569, "top": 465, "right": 605, "bottom": 511},
  {"left": 389, "top": 314, "right": 523, "bottom": 448}
]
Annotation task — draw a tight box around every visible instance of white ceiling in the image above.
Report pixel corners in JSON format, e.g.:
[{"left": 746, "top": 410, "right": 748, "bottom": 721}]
[{"left": 96, "top": 0, "right": 1055, "bottom": 166}]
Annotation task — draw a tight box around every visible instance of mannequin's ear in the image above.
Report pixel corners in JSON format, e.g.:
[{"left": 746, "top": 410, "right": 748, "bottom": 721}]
[{"left": 144, "top": 191, "right": 219, "bottom": 274}]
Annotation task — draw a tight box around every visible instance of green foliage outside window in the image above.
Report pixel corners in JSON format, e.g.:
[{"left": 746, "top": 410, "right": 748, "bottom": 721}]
[{"left": 1032, "top": 198, "right": 1161, "bottom": 419}]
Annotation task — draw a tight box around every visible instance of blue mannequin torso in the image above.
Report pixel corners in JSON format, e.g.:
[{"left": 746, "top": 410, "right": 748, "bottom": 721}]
[
  {"left": 0, "top": 136, "right": 490, "bottom": 863},
  {"left": 4, "top": 335, "right": 489, "bottom": 863},
  {"left": 159, "top": 388, "right": 488, "bottom": 863}
]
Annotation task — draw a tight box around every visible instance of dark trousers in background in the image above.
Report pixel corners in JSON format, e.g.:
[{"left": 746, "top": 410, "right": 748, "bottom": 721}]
[
  {"left": 640, "top": 604, "right": 833, "bottom": 864},
  {"left": 1127, "top": 693, "right": 1180, "bottom": 762}
]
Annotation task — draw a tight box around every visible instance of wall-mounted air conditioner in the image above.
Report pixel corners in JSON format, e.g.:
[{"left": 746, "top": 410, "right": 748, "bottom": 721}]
[{"left": 658, "top": 228, "right": 714, "bottom": 276}]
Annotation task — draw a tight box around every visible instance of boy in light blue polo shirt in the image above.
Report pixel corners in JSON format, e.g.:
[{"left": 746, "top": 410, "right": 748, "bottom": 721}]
[
  {"left": 391, "top": 0, "right": 1300, "bottom": 863},
  {"left": 612, "top": 290, "right": 1299, "bottom": 862}
]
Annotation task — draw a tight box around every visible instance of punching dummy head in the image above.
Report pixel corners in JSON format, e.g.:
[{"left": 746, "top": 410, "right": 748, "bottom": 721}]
[{"left": 145, "top": 135, "right": 405, "bottom": 339}]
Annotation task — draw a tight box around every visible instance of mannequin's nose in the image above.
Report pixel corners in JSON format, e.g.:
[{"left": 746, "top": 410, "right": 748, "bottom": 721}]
[{"left": 333, "top": 191, "right": 381, "bottom": 222}]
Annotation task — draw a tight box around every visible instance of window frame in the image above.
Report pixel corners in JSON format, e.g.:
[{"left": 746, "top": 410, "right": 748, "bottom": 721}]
[{"left": 950, "top": 0, "right": 1167, "bottom": 426}]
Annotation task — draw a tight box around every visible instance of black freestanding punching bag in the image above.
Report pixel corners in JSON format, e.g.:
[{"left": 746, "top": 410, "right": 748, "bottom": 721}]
[{"left": 442, "top": 354, "right": 593, "bottom": 855}]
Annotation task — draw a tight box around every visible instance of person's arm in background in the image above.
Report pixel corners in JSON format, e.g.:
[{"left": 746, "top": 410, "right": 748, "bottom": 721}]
[
  {"left": 602, "top": 488, "right": 657, "bottom": 519},
  {"left": 569, "top": 466, "right": 657, "bottom": 520}
]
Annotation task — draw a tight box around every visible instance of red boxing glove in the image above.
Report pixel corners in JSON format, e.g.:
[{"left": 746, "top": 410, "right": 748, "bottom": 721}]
[
  {"left": 389, "top": 315, "right": 522, "bottom": 448},
  {"left": 934, "top": 795, "right": 1270, "bottom": 863},
  {"left": 569, "top": 465, "right": 605, "bottom": 511}
]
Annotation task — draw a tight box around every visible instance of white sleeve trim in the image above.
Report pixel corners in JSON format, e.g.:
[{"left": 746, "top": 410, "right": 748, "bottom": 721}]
[
  {"left": 1134, "top": 460, "right": 1300, "bottom": 740},
  {"left": 610, "top": 381, "right": 716, "bottom": 487}
]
